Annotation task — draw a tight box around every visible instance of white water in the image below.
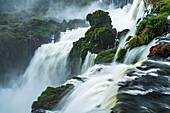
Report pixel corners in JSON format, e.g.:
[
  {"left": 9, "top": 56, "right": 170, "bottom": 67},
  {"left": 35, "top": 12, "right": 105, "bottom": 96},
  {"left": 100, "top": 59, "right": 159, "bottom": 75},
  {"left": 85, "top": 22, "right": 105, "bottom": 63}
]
[
  {"left": 112, "top": 0, "right": 145, "bottom": 61},
  {"left": 46, "top": 0, "right": 147, "bottom": 113},
  {"left": 55, "top": 64, "right": 135, "bottom": 113},
  {"left": 124, "top": 39, "right": 157, "bottom": 64},
  {"left": 0, "top": 0, "right": 154, "bottom": 113},
  {"left": 81, "top": 51, "right": 97, "bottom": 74},
  {"left": 0, "top": 28, "right": 88, "bottom": 113}
]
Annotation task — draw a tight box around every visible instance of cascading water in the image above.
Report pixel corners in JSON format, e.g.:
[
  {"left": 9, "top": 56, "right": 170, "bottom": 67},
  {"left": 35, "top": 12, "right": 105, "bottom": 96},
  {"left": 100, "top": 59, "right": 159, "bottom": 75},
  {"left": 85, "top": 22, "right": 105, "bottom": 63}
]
[
  {"left": 123, "top": 39, "right": 157, "bottom": 64},
  {"left": 48, "top": 0, "right": 153, "bottom": 113},
  {"left": 1, "top": 0, "right": 169, "bottom": 113},
  {"left": 54, "top": 64, "right": 135, "bottom": 113},
  {"left": 0, "top": 27, "right": 88, "bottom": 113},
  {"left": 81, "top": 51, "right": 97, "bottom": 74},
  {"left": 110, "top": 0, "right": 145, "bottom": 61}
]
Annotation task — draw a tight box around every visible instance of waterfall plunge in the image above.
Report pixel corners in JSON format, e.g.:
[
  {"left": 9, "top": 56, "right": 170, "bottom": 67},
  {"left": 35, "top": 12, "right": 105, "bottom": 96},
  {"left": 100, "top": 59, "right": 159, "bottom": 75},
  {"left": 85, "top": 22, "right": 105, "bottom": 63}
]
[{"left": 0, "top": 27, "right": 88, "bottom": 113}]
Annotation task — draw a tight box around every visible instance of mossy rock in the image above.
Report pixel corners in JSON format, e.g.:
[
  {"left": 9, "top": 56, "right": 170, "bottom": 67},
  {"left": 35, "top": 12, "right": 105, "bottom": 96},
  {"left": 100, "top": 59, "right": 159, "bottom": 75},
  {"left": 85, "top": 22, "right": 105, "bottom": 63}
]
[
  {"left": 116, "top": 48, "right": 127, "bottom": 63},
  {"left": 86, "top": 10, "right": 112, "bottom": 28},
  {"left": 126, "top": 36, "right": 133, "bottom": 42},
  {"left": 69, "top": 10, "right": 117, "bottom": 75},
  {"left": 95, "top": 48, "right": 117, "bottom": 64},
  {"left": 128, "top": 16, "right": 167, "bottom": 50},
  {"left": 31, "top": 84, "right": 74, "bottom": 112},
  {"left": 93, "top": 27, "right": 115, "bottom": 49}
]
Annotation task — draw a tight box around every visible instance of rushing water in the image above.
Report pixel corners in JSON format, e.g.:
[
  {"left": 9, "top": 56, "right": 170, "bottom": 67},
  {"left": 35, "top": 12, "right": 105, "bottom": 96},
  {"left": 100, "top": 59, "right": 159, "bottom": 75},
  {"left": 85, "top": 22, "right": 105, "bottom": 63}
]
[
  {"left": 0, "top": 28, "right": 88, "bottom": 113},
  {"left": 1, "top": 0, "right": 169, "bottom": 113}
]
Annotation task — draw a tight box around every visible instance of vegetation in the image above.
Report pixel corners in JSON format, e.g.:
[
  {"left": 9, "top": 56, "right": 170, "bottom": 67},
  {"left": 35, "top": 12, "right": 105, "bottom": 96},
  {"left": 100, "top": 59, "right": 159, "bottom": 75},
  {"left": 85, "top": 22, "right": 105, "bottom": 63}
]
[
  {"left": 32, "top": 84, "right": 73, "bottom": 112},
  {"left": 116, "top": 48, "right": 127, "bottom": 62},
  {"left": 0, "top": 9, "right": 88, "bottom": 77},
  {"left": 69, "top": 10, "right": 117, "bottom": 75},
  {"left": 127, "top": 0, "right": 169, "bottom": 50},
  {"left": 126, "top": 36, "right": 133, "bottom": 42},
  {"left": 128, "top": 15, "right": 167, "bottom": 49},
  {"left": 95, "top": 48, "right": 117, "bottom": 64},
  {"left": 86, "top": 10, "right": 112, "bottom": 29}
]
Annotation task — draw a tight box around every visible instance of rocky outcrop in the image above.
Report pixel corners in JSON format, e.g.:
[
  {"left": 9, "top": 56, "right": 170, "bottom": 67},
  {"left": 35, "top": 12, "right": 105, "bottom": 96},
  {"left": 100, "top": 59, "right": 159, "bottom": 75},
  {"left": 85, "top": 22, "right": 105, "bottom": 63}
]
[
  {"left": 32, "top": 84, "right": 74, "bottom": 113},
  {"left": 127, "top": 0, "right": 169, "bottom": 50},
  {"left": 112, "top": 60, "right": 170, "bottom": 113},
  {"left": 147, "top": 44, "right": 170, "bottom": 58},
  {"left": 127, "top": 16, "right": 167, "bottom": 50},
  {"left": 69, "top": 10, "right": 117, "bottom": 75}
]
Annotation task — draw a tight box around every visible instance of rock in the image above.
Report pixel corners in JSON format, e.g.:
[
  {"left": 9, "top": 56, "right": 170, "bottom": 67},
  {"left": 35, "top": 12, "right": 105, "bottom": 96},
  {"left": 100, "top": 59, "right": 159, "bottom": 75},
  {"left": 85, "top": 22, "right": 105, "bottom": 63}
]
[
  {"left": 128, "top": 16, "right": 167, "bottom": 50},
  {"left": 117, "top": 29, "right": 130, "bottom": 40},
  {"left": 86, "top": 10, "right": 112, "bottom": 29},
  {"left": 116, "top": 48, "right": 127, "bottom": 63},
  {"left": 147, "top": 44, "right": 170, "bottom": 58},
  {"left": 31, "top": 84, "right": 74, "bottom": 113},
  {"left": 69, "top": 10, "right": 117, "bottom": 75},
  {"left": 95, "top": 48, "right": 117, "bottom": 64}
]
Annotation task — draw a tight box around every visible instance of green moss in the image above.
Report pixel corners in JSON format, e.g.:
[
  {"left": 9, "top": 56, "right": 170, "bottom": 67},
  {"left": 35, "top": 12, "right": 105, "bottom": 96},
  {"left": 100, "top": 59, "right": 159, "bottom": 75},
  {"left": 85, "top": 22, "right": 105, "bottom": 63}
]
[
  {"left": 116, "top": 48, "right": 127, "bottom": 62},
  {"left": 126, "top": 36, "right": 133, "bottom": 42},
  {"left": 95, "top": 48, "right": 117, "bottom": 64},
  {"left": 69, "top": 10, "right": 117, "bottom": 75},
  {"left": 32, "top": 84, "right": 73, "bottom": 112},
  {"left": 86, "top": 10, "right": 112, "bottom": 28},
  {"left": 128, "top": 15, "right": 167, "bottom": 49}
]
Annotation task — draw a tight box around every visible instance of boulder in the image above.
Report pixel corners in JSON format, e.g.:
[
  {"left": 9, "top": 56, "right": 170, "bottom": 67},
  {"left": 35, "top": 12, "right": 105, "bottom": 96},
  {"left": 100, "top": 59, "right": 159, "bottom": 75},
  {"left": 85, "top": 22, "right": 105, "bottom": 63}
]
[{"left": 147, "top": 44, "right": 170, "bottom": 58}]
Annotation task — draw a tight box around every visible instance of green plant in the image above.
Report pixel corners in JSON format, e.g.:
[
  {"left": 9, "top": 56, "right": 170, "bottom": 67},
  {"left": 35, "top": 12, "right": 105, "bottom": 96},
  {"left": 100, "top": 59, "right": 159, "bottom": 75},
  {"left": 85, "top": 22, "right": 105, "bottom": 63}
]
[{"left": 116, "top": 48, "right": 127, "bottom": 62}]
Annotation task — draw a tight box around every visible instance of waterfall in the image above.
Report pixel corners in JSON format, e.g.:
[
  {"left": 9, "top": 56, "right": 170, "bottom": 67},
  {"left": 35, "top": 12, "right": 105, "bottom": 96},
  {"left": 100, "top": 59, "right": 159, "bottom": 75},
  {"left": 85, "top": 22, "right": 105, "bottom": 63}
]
[
  {"left": 1, "top": 0, "right": 169, "bottom": 113},
  {"left": 54, "top": 64, "right": 135, "bottom": 113},
  {"left": 123, "top": 39, "right": 157, "bottom": 64},
  {"left": 0, "top": 27, "right": 88, "bottom": 113},
  {"left": 81, "top": 51, "right": 97, "bottom": 74},
  {"left": 110, "top": 0, "right": 145, "bottom": 61},
  {"left": 49, "top": 0, "right": 158, "bottom": 112}
]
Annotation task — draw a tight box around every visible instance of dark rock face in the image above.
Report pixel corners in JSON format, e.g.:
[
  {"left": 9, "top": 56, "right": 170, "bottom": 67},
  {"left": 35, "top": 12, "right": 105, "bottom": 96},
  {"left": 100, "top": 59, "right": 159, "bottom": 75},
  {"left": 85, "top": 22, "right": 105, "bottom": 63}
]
[
  {"left": 148, "top": 44, "right": 170, "bottom": 58},
  {"left": 32, "top": 84, "right": 74, "bottom": 113},
  {"left": 112, "top": 60, "right": 170, "bottom": 113}
]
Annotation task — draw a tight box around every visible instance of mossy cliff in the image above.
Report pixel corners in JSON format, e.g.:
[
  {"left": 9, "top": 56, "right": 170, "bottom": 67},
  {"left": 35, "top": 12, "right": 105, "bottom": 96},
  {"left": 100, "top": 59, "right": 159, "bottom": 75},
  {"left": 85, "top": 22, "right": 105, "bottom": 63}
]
[
  {"left": 0, "top": 11, "right": 88, "bottom": 86},
  {"left": 69, "top": 10, "right": 117, "bottom": 75}
]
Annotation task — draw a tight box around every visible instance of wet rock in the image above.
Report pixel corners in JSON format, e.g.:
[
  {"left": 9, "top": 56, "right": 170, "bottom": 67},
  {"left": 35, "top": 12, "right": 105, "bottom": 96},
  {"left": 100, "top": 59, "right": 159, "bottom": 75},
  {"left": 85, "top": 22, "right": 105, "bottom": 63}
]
[
  {"left": 147, "top": 44, "right": 170, "bottom": 58},
  {"left": 31, "top": 84, "right": 74, "bottom": 113}
]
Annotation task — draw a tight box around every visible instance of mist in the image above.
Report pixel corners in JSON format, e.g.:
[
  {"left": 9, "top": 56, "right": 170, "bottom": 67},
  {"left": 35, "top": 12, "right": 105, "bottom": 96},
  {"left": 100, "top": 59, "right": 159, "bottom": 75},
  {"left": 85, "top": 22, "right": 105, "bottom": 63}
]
[{"left": 45, "top": 1, "right": 106, "bottom": 22}]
